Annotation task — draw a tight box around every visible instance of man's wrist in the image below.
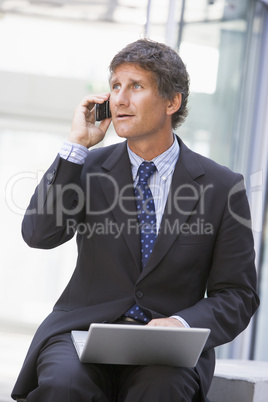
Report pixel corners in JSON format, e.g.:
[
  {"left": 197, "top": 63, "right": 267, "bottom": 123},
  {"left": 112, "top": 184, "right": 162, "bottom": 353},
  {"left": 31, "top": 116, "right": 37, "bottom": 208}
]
[
  {"left": 59, "top": 141, "right": 89, "bottom": 165},
  {"left": 170, "top": 315, "right": 190, "bottom": 328}
]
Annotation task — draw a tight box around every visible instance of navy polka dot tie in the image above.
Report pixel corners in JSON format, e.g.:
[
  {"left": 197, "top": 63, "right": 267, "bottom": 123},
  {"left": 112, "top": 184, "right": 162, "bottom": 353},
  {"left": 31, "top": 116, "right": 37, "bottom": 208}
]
[
  {"left": 135, "top": 161, "right": 157, "bottom": 268},
  {"left": 125, "top": 161, "right": 157, "bottom": 323}
]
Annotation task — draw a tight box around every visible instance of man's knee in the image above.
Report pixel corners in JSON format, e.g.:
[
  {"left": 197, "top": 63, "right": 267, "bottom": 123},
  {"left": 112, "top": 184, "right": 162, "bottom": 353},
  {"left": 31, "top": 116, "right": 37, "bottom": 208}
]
[
  {"left": 28, "top": 369, "right": 110, "bottom": 402},
  {"left": 32, "top": 334, "right": 112, "bottom": 401},
  {"left": 118, "top": 365, "right": 201, "bottom": 402}
]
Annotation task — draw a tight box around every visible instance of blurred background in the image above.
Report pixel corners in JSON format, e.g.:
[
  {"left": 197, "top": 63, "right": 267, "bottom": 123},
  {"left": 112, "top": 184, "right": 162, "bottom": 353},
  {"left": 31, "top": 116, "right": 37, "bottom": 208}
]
[{"left": 0, "top": 0, "right": 268, "bottom": 400}]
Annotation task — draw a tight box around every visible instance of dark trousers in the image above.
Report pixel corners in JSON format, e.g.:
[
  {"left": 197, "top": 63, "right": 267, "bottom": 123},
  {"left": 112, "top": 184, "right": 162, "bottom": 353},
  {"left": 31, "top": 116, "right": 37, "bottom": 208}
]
[{"left": 26, "top": 333, "right": 202, "bottom": 402}]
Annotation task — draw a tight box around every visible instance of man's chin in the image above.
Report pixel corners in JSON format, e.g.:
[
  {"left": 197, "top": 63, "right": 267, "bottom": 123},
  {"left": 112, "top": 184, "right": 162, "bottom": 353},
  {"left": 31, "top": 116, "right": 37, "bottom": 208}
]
[
  {"left": 113, "top": 121, "right": 134, "bottom": 139},
  {"left": 115, "top": 130, "right": 131, "bottom": 139}
]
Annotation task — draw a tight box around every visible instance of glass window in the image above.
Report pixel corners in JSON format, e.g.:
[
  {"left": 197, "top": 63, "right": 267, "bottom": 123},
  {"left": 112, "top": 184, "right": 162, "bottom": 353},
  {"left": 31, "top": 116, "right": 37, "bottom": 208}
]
[
  {"left": 177, "top": 0, "right": 252, "bottom": 172},
  {"left": 0, "top": 129, "right": 77, "bottom": 327}
]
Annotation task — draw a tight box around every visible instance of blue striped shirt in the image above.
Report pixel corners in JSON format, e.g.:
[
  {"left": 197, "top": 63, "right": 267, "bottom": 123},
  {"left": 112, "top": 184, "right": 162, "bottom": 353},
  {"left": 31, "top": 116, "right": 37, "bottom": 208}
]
[
  {"left": 59, "top": 141, "right": 89, "bottom": 164},
  {"left": 60, "top": 138, "right": 180, "bottom": 233},
  {"left": 127, "top": 137, "right": 179, "bottom": 233}
]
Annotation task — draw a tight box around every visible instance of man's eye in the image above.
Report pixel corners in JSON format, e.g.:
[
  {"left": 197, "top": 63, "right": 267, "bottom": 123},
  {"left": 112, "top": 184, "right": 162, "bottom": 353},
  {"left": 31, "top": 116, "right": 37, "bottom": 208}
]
[
  {"left": 112, "top": 83, "right": 120, "bottom": 90},
  {"left": 134, "top": 83, "right": 141, "bottom": 89}
]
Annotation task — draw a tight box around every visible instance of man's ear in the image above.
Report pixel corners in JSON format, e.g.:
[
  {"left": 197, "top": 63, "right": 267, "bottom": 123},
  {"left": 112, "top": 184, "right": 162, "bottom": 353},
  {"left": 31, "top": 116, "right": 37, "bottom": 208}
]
[{"left": 166, "top": 93, "right": 182, "bottom": 116}]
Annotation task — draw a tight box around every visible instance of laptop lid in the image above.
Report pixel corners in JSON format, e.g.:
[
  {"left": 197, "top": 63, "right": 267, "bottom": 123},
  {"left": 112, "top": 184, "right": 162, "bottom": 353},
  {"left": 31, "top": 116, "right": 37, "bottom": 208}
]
[{"left": 71, "top": 323, "right": 210, "bottom": 367}]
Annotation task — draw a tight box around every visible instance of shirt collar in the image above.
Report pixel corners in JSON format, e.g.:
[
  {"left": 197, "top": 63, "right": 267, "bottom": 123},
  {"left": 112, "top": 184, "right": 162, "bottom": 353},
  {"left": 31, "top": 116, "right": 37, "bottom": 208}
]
[{"left": 127, "top": 135, "right": 180, "bottom": 182}]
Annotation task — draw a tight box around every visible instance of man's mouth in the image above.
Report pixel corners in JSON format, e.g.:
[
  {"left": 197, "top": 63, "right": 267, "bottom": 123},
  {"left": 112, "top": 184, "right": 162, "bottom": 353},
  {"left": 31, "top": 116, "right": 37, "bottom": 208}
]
[{"left": 117, "top": 113, "right": 133, "bottom": 119}]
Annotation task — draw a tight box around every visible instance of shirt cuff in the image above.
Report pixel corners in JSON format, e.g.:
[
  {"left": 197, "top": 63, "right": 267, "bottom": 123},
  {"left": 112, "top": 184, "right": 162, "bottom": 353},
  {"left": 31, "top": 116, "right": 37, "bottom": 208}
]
[
  {"left": 59, "top": 140, "right": 89, "bottom": 165},
  {"left": 171, "top": 315, "right": 190, "bottom": 328}
]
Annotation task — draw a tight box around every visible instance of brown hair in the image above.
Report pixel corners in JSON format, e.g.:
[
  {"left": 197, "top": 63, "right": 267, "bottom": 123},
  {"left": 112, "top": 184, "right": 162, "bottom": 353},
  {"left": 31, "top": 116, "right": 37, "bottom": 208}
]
[{"left": 109, "top": 38, "right": 190, "bottom": 128}]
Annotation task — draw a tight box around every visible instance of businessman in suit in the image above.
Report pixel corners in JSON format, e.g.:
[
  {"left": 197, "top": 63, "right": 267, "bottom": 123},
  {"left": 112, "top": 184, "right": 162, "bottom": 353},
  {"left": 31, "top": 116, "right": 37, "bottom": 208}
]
[{"left": 12, "top": 39, "right": 259, "bottom": 402}]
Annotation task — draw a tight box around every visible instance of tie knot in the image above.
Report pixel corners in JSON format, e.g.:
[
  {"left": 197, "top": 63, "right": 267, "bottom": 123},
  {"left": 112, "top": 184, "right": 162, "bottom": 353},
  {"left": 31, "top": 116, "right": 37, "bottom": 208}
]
[{"left": 138, "top": 161, "right": 156, "bottom": 184}]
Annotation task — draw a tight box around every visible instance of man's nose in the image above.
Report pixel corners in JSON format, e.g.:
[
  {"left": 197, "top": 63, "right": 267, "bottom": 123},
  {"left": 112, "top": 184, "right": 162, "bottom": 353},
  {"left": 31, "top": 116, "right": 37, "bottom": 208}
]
[{"left": 113, "top": 88, "right": 130, "bottom": 107}]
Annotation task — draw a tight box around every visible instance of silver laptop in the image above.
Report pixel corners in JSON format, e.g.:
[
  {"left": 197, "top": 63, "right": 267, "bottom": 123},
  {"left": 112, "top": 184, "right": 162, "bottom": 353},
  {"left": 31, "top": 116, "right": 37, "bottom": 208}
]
[{"left": 71, "top": 323, "right": 210, "bottom": 367}]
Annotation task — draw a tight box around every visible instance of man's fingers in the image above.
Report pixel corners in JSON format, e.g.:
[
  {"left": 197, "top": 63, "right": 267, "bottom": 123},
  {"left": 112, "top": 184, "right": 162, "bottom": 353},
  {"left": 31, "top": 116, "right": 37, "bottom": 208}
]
[
  {"left": 80, "top": 93, "right": 110, "bottom": 109},
  {"left": 147, "top": 318, "right": 185, "bottom": 328},
  {"left": 99, "top": 117, "right": 112, "bottom": 133},
  {"left": 69, "top": 94, "right": 111, "bottom": 148}
]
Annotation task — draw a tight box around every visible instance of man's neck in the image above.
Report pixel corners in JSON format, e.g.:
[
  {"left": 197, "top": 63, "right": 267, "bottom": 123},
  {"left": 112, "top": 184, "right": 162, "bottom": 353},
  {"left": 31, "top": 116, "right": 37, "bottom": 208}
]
[{"left": 127, "top": 132, "right": 174, "bottom": 160}]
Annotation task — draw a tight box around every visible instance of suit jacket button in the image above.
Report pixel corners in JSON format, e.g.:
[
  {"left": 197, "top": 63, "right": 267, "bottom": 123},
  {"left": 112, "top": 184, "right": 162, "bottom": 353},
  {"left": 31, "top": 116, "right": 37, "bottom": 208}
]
[
  {"left": 136, "top": 291, "right": 144, "bottom": 299},
  {"left": 47, "top": 170, "right": 56, "bottom": 185}
]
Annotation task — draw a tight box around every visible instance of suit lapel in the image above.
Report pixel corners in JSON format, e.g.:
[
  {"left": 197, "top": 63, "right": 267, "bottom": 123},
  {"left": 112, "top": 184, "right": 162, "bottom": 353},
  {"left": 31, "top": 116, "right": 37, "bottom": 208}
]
[
  {"left": 97, "top": 138, "right": 206, "bottom": 279},
  {"left": 139, "top": 139, "right": 206, "bottom": 280},
  {"left": 99, "top": 141, "right": 142, "bottom": 272}
]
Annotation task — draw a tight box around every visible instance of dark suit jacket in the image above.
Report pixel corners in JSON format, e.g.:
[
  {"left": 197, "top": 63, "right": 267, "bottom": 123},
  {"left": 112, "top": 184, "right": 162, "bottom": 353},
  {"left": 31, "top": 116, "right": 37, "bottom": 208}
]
[{"left": 12, "top": 136, "right": 259, "bottom": 400}]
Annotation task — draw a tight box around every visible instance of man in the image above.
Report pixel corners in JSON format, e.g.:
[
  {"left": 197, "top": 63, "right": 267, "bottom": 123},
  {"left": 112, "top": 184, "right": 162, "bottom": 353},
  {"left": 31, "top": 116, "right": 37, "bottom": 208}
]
[{"left": 12, "top": 39, "right": 259, "bottom": 401}]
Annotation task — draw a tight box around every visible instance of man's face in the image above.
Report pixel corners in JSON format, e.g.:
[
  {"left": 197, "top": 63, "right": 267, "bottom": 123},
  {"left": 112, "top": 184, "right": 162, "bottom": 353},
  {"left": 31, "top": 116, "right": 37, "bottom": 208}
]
[{"left": 109, "top": 63, "right": 172, "bottom": 144}]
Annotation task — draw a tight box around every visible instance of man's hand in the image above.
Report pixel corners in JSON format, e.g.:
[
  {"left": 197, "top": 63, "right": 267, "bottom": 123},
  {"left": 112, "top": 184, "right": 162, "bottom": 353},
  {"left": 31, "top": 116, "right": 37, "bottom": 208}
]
[
  {"left": 147, "top": 317, "right": 185, "bottom": 328},
  {"left": 68, "top": 94, "right": 112, "bottom": 148}
]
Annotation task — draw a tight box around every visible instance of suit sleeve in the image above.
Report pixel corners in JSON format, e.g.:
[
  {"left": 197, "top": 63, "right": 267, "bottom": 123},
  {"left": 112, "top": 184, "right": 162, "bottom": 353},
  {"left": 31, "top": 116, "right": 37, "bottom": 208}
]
[
  {"left": 21, "top": 155, "right": 85, "bottom": 249},
  {"left": 177, "top": 175, "right": 259, "bottom": 350}
]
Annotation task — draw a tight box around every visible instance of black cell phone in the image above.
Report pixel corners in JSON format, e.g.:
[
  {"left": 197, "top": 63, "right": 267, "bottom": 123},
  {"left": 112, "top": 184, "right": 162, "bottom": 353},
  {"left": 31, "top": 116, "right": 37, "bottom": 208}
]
[{"left": 95, "top": 100, "right": 111, "bottom": 121}]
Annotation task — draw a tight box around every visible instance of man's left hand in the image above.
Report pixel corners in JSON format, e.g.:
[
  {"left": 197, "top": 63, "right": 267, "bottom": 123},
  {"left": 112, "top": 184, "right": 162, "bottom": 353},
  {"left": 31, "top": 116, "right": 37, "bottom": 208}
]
[{"left": 147, "top": 317, "right": 185, "bottom": 328}]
